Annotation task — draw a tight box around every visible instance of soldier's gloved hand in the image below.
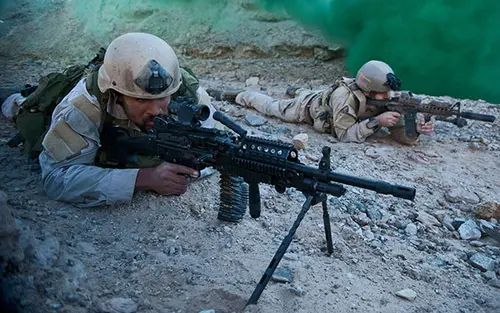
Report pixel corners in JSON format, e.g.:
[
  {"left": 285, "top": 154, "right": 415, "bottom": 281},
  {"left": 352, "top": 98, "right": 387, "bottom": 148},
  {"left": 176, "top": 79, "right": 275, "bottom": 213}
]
[
  {"left": 416, "top": 115, "right": 434, "bottom": 135},
  {"left": 375, "top": 111, "right": 401, "bottom": 127},
  {"left": 135, "top": 162, "right": 199, "bottom": 196}
]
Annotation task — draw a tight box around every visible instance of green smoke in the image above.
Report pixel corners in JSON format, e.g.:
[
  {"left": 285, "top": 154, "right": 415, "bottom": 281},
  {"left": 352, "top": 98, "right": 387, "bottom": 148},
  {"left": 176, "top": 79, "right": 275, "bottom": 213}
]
[
  {"left": 69, "top": 0, "right": 231, "bottom": 45},
  {"left": 256, "top": 0, "right": 500, "bottom": 103}
]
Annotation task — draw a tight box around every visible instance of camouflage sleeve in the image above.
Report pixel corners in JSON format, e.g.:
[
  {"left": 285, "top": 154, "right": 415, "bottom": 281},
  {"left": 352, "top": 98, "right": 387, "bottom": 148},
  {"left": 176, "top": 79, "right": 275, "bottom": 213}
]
[
  {"left": 329, "top": 87, "right": 376, "bottom": 143},
  {"left": 39, "top": 83, "right": 139, "bottom": 207}
]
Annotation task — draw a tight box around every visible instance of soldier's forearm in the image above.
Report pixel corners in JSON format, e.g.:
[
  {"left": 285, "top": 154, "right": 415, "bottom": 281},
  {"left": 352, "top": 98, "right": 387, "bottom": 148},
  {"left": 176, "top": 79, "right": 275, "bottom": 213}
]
[{"left": 42, "top": 164, "right": 139, "bottom": 207}]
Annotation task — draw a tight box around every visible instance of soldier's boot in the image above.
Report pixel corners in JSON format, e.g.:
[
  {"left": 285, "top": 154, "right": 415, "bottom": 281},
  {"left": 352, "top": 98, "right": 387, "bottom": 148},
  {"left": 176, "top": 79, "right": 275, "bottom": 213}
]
[
  {"left": 285, "top": 85, "right": 304, "bottom": 98},
  {"left": 206, "top": 88, "right": 244, "bottom": 103}
]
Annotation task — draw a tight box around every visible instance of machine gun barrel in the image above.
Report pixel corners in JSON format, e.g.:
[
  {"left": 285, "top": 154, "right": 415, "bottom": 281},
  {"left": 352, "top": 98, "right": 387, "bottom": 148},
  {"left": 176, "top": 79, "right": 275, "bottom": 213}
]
[{"left": 287, "top": 162, "right": 415, "bottom": 200}]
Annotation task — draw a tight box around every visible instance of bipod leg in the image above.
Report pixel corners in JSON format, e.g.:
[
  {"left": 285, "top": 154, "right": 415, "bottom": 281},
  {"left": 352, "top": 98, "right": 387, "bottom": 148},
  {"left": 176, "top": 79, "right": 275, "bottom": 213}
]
[
  {"left": 322, "top": 199, "right": 333, "bottom": 255},
  {"left": 246, "top": 194, "right": 318, "bottom": 306}
]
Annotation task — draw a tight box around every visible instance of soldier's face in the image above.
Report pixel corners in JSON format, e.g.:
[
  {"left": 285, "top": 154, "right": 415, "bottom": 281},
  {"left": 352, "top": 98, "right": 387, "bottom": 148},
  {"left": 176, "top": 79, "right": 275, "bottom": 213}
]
[
  {"left": 121, "top": 95, "right": 171, "bottom": 130},
  {"left": 366, "top": 91, "right": 390, "bottom": 100}
]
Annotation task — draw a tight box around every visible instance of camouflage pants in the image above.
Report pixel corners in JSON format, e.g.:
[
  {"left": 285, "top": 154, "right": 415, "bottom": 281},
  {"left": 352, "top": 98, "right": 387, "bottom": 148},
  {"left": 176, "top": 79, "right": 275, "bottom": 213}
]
[{"left": 235, "top": 89, "right": 332, "bottom": 132}]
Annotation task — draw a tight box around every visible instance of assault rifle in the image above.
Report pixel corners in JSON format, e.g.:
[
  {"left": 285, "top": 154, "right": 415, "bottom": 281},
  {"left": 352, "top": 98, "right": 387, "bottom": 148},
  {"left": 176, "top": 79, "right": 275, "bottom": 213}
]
[
  {"left": 104, "top": 98, "right": 416, "bottom": 306},
  {"left": 366, "top": 91, "right": 496, "bottom": 136}
]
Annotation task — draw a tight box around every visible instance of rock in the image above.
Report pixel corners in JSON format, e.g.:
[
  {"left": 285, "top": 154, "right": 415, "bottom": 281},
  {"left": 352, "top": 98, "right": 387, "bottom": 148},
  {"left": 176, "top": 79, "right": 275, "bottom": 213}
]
[
  {"left": 353, "top": 213, "right": 371, "bottom": 227},
  {"left": 482, "top": 271, "right": 497, "bottom": 281},
  {"left": 476, "top": 202, "right": 500, "bottom": 220},
  {"left": 77, "top": 242, "right": 97, "bottom": 255},
  {"left": 394, "top": 219, "right": 409, "bottom": 230},
  {"left": 458, "top": 220, "right": 482, "bottom": 240},
  {"left": 416, "top": 211, "right": 441, "bottom": 228},
  {"left": 288, "top": 284, "right": 305, "bottom": 296},
  {"left": 33, "top": 235, "right": 60, "bottom": 268},
  {"left": 292, "top": 133, "right": 308, "bottom": 150},
  {"left": 199, "top": 310, "right": 216, "bottom": 313},
  {"left": 363, "top": 229, "right": 375, "bottom": 241},
  {"left": 272, "top": 267, "right": 293, "bottom": 283},
  {"left": 244, "top": 114, "right": 267, "bottom": 126},
  {"left": 365, "top": 148, "right": 382, "bottom": 159},
  {"left": 405, "top": 223, "right": 418, "bottom": 236},
  {"left": 478, "top": 220, "right": 496, "bottom": 233},
  {"left": 489, "top": 278, "right": 500, "bottom": 289},
  {"left": 245, "top": 76, "right": 260, "bottom": 86},
  {"left": 395, "top": 288, "right": 417, "bottom": 301},
  {"left": 310, "top": 79, "right": 324, "bottom": 86},
  {"left": 108, "top": 298, "right": 138, "bottom": 313},
  {"left": 275, "top": 125, "right": 292, "bottom": 135},
  {"left": 451, "top": 218, "right": 467, "bottom": 230},
  {"left": 469, "top": 253, "right": 496, "bottom": 272},
  {"left": 470, "top": 241, "right": 487, "bottom": 247},
  {"left": 366, "top": 207, "right": 382, "bottom": 221},
  {"left": 444, "top": 188, "right": 480, "bottom": 204},
  {"left": 442, "top": 215, "right": 455, "bottom": 231}
]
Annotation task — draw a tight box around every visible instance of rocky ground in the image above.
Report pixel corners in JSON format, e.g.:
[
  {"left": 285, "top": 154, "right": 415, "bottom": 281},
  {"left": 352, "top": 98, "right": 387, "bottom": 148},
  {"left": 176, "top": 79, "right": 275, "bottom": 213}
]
[
  {"left": 1, "top": 1, "right": 500, "bottom": 313},
  {"left": 0, "top": 55, "right": 500, "bottom": 313}
]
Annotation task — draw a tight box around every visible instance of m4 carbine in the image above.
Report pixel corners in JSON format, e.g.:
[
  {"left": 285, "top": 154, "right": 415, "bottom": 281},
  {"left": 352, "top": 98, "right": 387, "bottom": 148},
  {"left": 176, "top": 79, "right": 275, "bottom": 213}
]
[
  {"left": 366, "top": 91, "right": 496, "bottom": 136},
  {"left": 104, "top": 98, "right": 417, "bottom": 305}
]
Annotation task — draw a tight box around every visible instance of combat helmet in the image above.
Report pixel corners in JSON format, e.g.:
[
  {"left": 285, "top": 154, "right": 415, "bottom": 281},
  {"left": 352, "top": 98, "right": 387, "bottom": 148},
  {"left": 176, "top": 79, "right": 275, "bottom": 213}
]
[
  {"left": 98, "top": 32, "right": 181, "bottom": 99},
  {"left": 355, "top": 60, "right": 401, "bottom": 93}
]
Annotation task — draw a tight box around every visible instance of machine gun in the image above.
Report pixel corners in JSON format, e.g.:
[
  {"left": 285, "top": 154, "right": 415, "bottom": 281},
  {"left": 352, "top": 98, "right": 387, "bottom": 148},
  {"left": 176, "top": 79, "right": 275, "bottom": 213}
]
[
  {"left": 104, "top": 98, "right": 417, "bottom": 305},
  {"left": 366, "top": 91, "right": 496, "bottom": 136}
]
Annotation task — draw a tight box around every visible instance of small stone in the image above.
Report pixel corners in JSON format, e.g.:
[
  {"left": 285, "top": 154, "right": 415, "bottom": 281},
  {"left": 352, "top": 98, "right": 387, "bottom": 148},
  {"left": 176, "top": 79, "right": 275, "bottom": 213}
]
[
  {"left": 458, "top": 220, "right": 482, "bottom": 240},
  {"left": 271, "top": 267, "right": 293, "bottom": 283},
  {"left": 108, "top": 298, "right": 138, "bottom": 313},
  {"left": 405, "top": 223, "right": 418, "bottom": 236},
  {"left": 394, "top": 219, "right": 409, "bottom": 230},
  {"left": 292, "top": 133, "right": 308, "bottom": 150},
  {"left": 489, "top": 278, "right": 500, "bottom": 289},
  {"left": 478, "top": 220, "right": 496, "bottom": 232},
  {"left": 353, "top": 213, "right": 371, "bottom": 226},
  {"left": 451, "top": 218, "right": 467, "bottom": 230},
  {"left": 470, "top": 241, "right": 487, "bottom": 247},
  {"left": 245, "top": 76, "right": 260, "bottom": 86},
  {"left": 395, "top": 288, "right": 417, "bottom": 301},
  {"left": 244, "top": 114, "right": 267, "bottom": 126},
  {"left": 310, "top": 79, "right": 324, "bottom": 85},
  {"left": 417, "top": 211, "right": 441, "bottom": 228},
  {"left": 365, "top": 148, "right": 382, "bottom": 159},
  {"left": 34, "top": 236, "right": 60, "bottom": 268},
  {"left": 199, "top": 310, "right": 216, "bottom": 313},
  {"left": 363, "top": 229, "right": 375, "bottom": 241},
  {"left": 442, "top": 215, "right": 455, "bottom": 231},
  {"left": 469, "top": 253, "right": 496, "bottom": 272},
  {"left": 288, "top": 284, "right": 305, "bottom": 296},
  {"left": 366, "top": 207, "right": 382, "bottom": 220},
  {"left": 482, "top": 271, "right": 497, "bottom": 281},
  {"left": 445, "top": 188, "right": 480, "bottom": 204},
  {"left": 77, "top": 242, "right": 97, "bottom": 255}
]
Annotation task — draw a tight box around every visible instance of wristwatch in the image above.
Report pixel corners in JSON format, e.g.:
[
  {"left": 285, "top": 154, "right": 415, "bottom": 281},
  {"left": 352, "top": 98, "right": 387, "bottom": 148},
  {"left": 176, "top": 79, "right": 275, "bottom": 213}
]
[{"left": 366, "top": 117, "right": 380, "bottom": 130}]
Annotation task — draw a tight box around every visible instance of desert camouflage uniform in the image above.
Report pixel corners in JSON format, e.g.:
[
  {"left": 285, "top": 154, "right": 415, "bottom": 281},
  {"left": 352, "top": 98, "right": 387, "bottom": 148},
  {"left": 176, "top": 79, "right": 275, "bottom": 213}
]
[
  {"left": 39, "top": 73, "right": 218, "bottom": 207},
  {"left": 235, "top": 78, "right": 418, "bottom": 145}
]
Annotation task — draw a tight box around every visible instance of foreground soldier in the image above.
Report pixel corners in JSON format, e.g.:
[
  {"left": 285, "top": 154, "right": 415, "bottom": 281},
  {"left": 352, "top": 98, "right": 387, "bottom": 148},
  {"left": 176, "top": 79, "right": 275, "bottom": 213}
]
[
  {"left": 38, "top": 32, "right": 215, "bottom": 206},
  {"left": 212, "top": 60, "right": 434, "bottom": 145}
]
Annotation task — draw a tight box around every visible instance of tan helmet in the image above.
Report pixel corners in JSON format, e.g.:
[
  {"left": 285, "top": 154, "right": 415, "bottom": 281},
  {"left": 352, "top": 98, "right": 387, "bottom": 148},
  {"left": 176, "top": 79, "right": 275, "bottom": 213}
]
[
  {"left": 355, "top": 60, "right": 400, "bottom": 93},
  {"left": 98, "top": 32, "right": 181, "bottom": 99}
]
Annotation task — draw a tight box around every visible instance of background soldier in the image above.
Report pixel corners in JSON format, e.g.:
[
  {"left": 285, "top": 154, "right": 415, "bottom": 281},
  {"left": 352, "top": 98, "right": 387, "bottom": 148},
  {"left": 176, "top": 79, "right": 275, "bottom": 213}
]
[{"left": 211, "top": 60, "right": 434, "bottom": 145}]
